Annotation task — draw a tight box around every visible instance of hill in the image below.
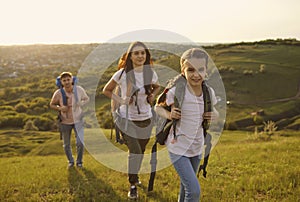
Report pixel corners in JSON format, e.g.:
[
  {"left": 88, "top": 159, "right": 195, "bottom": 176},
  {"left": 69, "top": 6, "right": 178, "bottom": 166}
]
[{"left": 0, "top": 39, "right": 300, "bottom": 131}]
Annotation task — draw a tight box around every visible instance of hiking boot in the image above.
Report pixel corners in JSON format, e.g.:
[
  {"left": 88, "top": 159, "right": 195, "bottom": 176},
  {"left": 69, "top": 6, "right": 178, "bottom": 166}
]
[{"left": 128, "top": 185, "right": 138, "bottom": 199}]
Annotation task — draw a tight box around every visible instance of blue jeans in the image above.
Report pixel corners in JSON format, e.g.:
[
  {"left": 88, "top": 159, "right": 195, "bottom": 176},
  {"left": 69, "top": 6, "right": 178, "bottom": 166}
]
[
  {"left": 61, "top": 122, "right": 84, "bottom": 164},
  {"left": 169, "top": 152, "right": 201, "bottom": 202}
]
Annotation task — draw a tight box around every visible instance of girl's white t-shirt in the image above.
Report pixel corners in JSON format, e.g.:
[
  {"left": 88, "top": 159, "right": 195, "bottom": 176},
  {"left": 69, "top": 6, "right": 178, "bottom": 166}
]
[
  {"left": 112, "top": 68, "right": 158, "bottom": 121},
  {"left": 165, "top": 85, "right": 217, "bottom": 157}
]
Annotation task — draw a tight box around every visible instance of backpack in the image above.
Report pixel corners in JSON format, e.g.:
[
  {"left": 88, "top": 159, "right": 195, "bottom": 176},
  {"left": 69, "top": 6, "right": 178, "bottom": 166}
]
[
  {"left": 55, "top": 76, "right": 79, "bottom": 139},
  {"left": 148, "top": 74, "right": 213, "bottom": 191},
  {"left": 55, "top": 76, "right": 79, "bottom": 105},
  {"left": 110, "top": 66, "right": 154, "bottom": 143}
]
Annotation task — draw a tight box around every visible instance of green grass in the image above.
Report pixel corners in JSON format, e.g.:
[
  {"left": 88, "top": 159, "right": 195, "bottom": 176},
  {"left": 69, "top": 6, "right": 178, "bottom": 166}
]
[{"left": 0, "top": 130, "right": 299, "bottom": 201}]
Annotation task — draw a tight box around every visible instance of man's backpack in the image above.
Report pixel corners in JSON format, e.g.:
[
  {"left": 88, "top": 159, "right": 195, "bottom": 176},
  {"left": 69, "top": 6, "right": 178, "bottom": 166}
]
[
  {"left": 148, "top": 74, "right": 213, "bottom": 191},
  {"left": 55, "top": 76, "right": 78, "bottom": 105},
  {"left": 55, "top": 76, "right": 79, "bottom": 139}
]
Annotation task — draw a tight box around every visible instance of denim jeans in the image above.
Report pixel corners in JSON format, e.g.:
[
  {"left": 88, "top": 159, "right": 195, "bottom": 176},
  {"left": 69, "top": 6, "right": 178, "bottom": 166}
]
[
  {"left": 61, "top": 122, "right": 84, "bottom": 164},
  {"left": 169, "top": 152, "right": 201, "bottom": 202}
]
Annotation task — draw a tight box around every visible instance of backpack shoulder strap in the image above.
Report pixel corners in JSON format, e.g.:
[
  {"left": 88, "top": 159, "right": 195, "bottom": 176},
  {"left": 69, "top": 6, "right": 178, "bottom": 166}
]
[
  {"left": 202, "top": 82, "right": 212, "bottom": 131},
  {"left": 60, "top": 88, "right": 67, "bottom": 106},
  {"left": 143, "top": 65, "right": 154, "bottom": 95},
  {"left": 174, "top": 75, "right": 186, "bottom": 108}
]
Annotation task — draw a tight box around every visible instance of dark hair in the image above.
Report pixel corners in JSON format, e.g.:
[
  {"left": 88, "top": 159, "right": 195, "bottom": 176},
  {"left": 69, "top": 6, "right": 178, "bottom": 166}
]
[
  {"left": 119, "top": 41, "right": 152, "bottom": 73},
  {"left": 118, "top": 42, "right": 153, "bottom": 96}
]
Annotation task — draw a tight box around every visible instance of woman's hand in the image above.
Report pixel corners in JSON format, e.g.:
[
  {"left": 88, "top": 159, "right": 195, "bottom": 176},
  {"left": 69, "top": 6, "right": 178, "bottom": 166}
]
[
  {"left": 147, "top": 93, "right": 154, "bottom": 104},
  {"left": 121, "top": 97, "right": 133, "bottom": 105}
]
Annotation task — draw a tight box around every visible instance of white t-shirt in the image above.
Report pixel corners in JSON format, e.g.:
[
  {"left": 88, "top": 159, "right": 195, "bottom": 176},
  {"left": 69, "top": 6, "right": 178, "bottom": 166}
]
[
  {"left": 165, "top": 85, "right": 217, "bottom": 157},
  {"left": 112, "top": 68, "right": 158, "bottom": 121}
]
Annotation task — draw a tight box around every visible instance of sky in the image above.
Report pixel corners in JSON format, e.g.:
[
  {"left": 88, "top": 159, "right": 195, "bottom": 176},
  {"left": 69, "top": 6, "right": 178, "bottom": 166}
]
[{"left": 0, "top": 0, "right": 299, "bottom": 45}]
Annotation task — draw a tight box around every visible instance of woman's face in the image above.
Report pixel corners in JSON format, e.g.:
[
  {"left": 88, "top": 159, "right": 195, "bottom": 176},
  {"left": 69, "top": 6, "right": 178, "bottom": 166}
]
[
  {"left": 182, "top": 58, "right": 206, "bottom": 87},
  {"left": 130, "top": 45, "right": 147, "bottom": 68}
]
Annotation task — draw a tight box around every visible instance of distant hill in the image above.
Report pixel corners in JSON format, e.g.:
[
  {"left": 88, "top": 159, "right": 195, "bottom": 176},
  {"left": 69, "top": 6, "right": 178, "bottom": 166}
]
[{"left": 0, "top": 39, "right": 299, "bottom": 131}]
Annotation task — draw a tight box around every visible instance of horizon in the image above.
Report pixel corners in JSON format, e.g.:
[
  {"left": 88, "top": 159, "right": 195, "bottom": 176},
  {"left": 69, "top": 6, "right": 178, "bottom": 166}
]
[{"left": 0, "top": 37, "right": 299, "bottom": 47}]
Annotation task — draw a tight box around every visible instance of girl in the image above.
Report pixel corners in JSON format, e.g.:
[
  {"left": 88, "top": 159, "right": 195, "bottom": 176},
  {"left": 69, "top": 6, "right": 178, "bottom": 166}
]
[
  {"left": 155, "top": 48, "right": 218, "bottom": 202},
  {"left": 103, "top": 41, "right": 160, "bottom": 199}
]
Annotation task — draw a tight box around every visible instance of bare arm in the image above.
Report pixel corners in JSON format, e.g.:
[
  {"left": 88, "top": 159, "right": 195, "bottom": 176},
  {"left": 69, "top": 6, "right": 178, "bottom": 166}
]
[
  {"left": 155, "top": 104, "right": 181, "bottom": 120},
  {"left": 103, "top": 77, "right": 130, "bottom": 105}
]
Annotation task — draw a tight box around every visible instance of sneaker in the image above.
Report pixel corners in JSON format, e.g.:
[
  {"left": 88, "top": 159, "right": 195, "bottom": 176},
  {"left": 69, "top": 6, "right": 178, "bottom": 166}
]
[
  {"left": 136, "top": 180, "right": 142, "bottom": 186},
  {"left": 128, "top": 185, "right": 138, "bottom": 199},
  {"left": 76, "top": 163, "right": 83, "bottom": 168},
  {"left": 68, "top": 162, "right": 74, "bottom": 168}
]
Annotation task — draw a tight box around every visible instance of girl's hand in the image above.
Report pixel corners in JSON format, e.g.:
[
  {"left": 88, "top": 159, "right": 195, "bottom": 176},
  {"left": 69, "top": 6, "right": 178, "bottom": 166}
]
[
  {"left": 170, "top": 107, "right": 181, "bottom": 120},
  {"left": 203, "top": 111, "right": 217, "bottom": 121}
]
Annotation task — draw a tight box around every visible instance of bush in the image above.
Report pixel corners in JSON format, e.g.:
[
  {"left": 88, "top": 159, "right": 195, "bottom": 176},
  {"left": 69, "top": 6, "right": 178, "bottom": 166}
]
[
  {"left": 0, "top": 114, "right": 26, "bottom": 128},
  {"left": 15, "top": 103, "right": 28, "bottom": 113},
  {"left": 225, "top": 121, "right": 238, "bottom": 130},
  {"left": 97, "top": 103, "right": 113, "bottom": 129},
  {"left": 33, "top": 117, "right": 53, "bottom": 131},
  {"left": 243, "top": 70, "right": 253, "bottom": 76},
  {"left": 0, "top": 105, "right": 15, "bottom": 111},
  {"left": 24, "top": 119, "right": 39, "bottom": 131}
]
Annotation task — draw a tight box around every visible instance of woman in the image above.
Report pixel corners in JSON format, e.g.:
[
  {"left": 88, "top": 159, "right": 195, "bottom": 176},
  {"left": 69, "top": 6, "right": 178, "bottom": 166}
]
[
  {"left": 103, "top": 41, "right": 160, "bottom": 199},
  {"left": 155, "top": 48, "right": 218, "bottom": 202}
]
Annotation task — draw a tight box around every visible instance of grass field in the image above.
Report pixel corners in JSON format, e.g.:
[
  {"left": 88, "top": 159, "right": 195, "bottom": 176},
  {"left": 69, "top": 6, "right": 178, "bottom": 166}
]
[{"left": 0, "top": 130, "right": 299, "bottom": 201}]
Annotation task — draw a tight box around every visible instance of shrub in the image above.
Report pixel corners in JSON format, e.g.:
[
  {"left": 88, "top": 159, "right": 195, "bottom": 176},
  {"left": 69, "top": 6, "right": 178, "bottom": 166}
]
[
  {"left": 243, "top": 70, "right": 253, "bottom": 76},
  {"left": 33, "top": 117, "right": 53, "bottom": 131},
  {"left": 0, "top": 105, "right": 15, "bottom": 111},
  {"left": 225, "top": 121, "right": 238, "bottom": 130},
  {"left": 97, "top": 103, "right": 113, "bottom": 129},
  {"left": 24, "top": 119, "right": 39, "bottom": 131},
  {"left": 259, "top": 64, "right": 266, "bottom": 73},
  {"left": 15, "top": 103, "right": 28, "bottom": 113},
  {"left": 0, "top": 114, "right": 26, "bottom": 128}
]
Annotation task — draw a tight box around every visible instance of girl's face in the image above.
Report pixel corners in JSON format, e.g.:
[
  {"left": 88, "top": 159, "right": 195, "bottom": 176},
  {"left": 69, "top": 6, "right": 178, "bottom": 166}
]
[
  {"left": 182, "top": 58, "right": 206, "bottom": 87},
  {"left": 130, "top": 46, "right": 147, "bottom": 68}
]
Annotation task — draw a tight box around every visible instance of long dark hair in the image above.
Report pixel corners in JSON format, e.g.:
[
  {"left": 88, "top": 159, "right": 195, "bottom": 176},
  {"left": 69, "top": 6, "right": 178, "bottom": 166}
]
[
  {"left": 118, "top": 41, "right": 154, "bottom": 96},
  {"left": 119, "top": 41, "right": 152, "bottom": 72}
]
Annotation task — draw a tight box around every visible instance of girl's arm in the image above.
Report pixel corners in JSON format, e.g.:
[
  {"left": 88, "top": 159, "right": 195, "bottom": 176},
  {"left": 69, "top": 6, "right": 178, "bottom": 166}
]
[
  {"left": 155, "top": 104, "right": 181, "bottom": 120},
  {"left": 103, "top": 78, "right": 130, "bottom": 105}
]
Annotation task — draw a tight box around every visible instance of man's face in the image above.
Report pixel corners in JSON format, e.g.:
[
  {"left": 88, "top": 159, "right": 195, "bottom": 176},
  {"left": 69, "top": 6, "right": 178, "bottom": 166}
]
[{"left": 61, "top": 76, "right": 72, "bottom": 88}]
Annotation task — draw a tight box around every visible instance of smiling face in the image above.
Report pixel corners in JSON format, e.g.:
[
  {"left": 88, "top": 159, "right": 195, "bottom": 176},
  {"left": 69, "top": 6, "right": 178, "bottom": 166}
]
[
  {"left": 182, "top": 58, "right": 207, "bottom": 88},
  {"left": 61, "top": 75, "right": 72, "bottom": 88},
  {"left": 130, "top": 45, "right": 147, "bottom": 68}
]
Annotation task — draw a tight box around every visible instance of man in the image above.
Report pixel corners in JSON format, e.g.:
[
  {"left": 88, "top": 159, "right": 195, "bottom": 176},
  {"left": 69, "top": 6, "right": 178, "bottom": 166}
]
[{"left": 50, "top": 72, "right": 89, "bottom": 168}]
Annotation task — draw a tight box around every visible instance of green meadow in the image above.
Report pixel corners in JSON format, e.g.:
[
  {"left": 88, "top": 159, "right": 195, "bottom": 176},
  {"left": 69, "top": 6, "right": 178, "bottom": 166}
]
[
  {"left": 0, "top": 39, "right": 300, "bottom": 201},
  {"left": 0, "top": 129, "right": 299, "bottom": 201}
]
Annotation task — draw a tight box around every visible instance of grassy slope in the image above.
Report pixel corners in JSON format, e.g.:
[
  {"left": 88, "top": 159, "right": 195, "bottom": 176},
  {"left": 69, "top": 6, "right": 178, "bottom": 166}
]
[{"left": 0, "top": 130, "right": 299, "bottom": 201}]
